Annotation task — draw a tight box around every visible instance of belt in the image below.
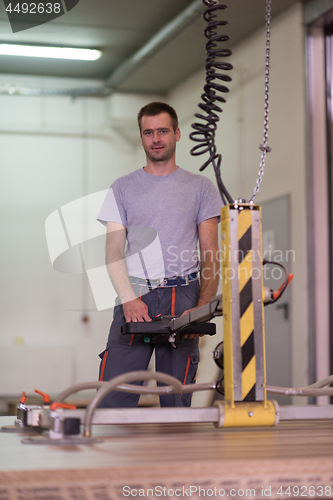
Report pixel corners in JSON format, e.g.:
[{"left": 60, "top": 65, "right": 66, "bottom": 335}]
[{"left": 129, "top": 272, "right": 199, "bottom": 289}]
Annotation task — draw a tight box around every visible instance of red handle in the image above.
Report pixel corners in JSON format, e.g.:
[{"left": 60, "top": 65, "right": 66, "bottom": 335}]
[
  {"left": 50, "top": 402, "right": 77, "bottom": 411},
  {"left": 35, "top": 389, "right": 50, "bottom": 404},
  {"left": 272, "top": 274, "right": 294, "bottom": 300},
  {"left": 20, "top": 391, "right": 27, "bottom": 404}
]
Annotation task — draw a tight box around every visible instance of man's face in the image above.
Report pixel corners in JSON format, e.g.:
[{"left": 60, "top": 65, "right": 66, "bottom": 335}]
[{"left": 140, "top": 112, "right": 180, "bottom": 164}]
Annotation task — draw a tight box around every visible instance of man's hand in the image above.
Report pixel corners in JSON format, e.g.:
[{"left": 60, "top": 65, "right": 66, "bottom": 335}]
[
  {"left": 106, "top": 222, "right": 151, "bottom": 324},
  {"left": 180, "top": 307, "right": 205, "bottom": 340},
  {"left": 122, "top": 297, "right": 152, "bottom": 323},
  {"left": 180, "top": 217, "right": 219, "bottom": 340}
]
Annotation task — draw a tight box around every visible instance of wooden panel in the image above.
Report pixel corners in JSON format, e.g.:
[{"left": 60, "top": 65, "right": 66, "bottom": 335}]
[{"left": 0, "top": 416, "right": 333, "bottom": 499}]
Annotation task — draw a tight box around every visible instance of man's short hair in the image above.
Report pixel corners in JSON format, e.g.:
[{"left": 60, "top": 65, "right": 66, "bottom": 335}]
[{"left": 138, "top": 102, "right": 179, "bottom": 134}]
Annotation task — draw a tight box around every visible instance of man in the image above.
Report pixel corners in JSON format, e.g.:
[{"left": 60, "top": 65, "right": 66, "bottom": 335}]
[{"left": 97, "top": 102, "right": 222, "bottom": 407}]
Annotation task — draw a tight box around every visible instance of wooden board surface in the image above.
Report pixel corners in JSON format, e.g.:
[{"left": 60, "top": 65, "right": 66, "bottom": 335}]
[{"left": 1, "top": 416, "right": 333, "bottom": 499}]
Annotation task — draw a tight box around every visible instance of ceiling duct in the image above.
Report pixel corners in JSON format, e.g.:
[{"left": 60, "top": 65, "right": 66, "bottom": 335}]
[
  {"left": 105, "top": 0, "right": 204, "bottom": 91},
  {"left": 0, "top": 0, "right": 204, "bottom": 98}
]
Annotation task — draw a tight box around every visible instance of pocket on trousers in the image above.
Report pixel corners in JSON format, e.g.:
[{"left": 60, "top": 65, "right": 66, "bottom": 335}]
[
  {"left": 191, "top": 351, "right": 200, "bottom": 365},
  {"left": 177, "top": 281, "right": 200, "bottom": 314},
  {"left": 185, "top": 350, "right": 200, "bottom": 384}
]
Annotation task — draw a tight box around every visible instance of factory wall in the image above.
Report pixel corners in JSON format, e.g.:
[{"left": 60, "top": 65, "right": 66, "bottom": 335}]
[
  {"left": 0, "top": 2, "right": 310, "bottom": 407},
  {"left": 0, "top": 80, "right": 139, "bottom": 402}
]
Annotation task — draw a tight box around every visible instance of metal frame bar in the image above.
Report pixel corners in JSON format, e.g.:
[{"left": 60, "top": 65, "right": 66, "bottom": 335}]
[
  {"left": 251, "top": 207, "right": 265, "bottom": 401},
  {"left": 59, "top": 405, "right": 333, "bottom": 426}
]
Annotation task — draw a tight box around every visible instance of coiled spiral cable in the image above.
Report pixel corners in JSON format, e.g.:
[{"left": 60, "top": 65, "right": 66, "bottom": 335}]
[{"left": 189, "top": 0, "right": 233, "bottom": 205}]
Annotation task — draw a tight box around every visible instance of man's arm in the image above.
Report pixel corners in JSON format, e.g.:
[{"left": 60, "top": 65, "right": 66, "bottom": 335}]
[
  {"left": 197, "top": 216, "right": 220, "bottom": 307},
  {"left": 182, "top": 216, "right": 220, "bottom": 338},
  {"left": 106, "top": 221, "right": 151, "bottom": 323}
]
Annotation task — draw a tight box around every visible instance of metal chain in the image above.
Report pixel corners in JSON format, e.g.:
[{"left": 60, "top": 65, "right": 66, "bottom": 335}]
[{"left": 248, "top": 0, "right": 272, "bottom": 202}]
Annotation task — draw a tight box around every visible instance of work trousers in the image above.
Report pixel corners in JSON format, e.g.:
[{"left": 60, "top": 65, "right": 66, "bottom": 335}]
[{"left": 98, "top": 280, "right": 200, "bottom": 408}]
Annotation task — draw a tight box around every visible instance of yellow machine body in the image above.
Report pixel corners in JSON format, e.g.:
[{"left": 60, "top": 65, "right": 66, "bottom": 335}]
[
  {"left": 221, "top": 203, "right": 270, "bottom": 416},
  {"left": 214, "top": 400, "right": 279, "bottom": 428}
]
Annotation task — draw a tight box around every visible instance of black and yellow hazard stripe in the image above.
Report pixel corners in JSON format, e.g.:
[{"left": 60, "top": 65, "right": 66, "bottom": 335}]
[
  {"left": 220, "top": 204, "right": 236, "bottom": 404},
  {"left": 238, "top": 210, "right": 256, "bottom": 401}
]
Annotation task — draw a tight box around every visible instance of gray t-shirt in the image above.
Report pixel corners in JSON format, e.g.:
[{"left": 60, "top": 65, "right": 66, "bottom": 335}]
[{"left": 98, "top": 167, "right": 222, "bottom": 279}]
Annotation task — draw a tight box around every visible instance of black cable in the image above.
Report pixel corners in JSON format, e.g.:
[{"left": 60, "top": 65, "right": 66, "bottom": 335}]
[
  {"left": 190, "top": 1, "right": 233, "bottom": 205},
  {"left": 263, "top": 259, "right": 289, "bottom": 305}
]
